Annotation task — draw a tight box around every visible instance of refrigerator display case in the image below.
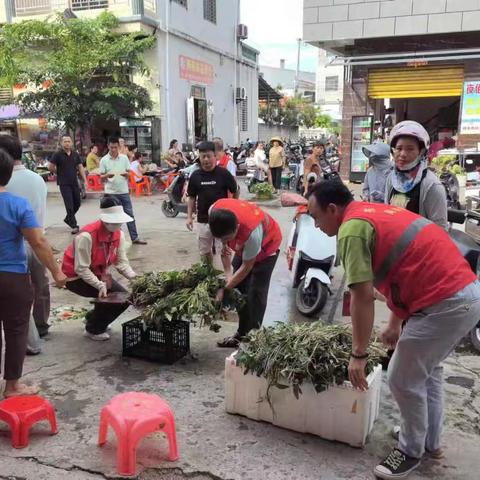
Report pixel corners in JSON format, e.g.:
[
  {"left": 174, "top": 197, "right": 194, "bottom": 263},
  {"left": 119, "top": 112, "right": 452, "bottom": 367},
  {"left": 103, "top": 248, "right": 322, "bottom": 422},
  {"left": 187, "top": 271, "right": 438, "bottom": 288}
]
[
  {"left": 350, "top": 115, "right": 374, "bottom": 182},
  {"left": 120, "top": 118, "right": 152, "bottom": 161}
]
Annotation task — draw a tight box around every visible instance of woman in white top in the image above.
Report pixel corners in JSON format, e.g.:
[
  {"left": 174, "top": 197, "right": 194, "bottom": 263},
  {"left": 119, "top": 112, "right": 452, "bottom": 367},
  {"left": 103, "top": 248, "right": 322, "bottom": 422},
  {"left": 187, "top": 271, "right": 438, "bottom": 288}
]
[{"left": 253, "top": 142, "right": 269, "bottom": 181}]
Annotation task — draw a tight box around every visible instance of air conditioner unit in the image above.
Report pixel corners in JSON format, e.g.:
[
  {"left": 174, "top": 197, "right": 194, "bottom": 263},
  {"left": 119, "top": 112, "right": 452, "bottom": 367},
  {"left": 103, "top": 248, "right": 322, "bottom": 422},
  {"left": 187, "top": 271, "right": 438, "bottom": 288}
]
[
  {"left": 237, "top": 24, "right": 248, "bottom": 40},
  {"left": 236, "top": 87, "right": 247, "bottom": 101}
]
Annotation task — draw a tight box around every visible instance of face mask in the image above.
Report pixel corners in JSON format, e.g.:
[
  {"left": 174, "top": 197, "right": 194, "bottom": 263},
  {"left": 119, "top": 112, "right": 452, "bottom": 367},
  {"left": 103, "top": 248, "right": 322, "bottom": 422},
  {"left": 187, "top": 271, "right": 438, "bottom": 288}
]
[
  {"left": 396, "top": 157, "right": 420, "bottom": 172},
  {"left": 104, "top": 223, "right": 122, "bottom": 232}
]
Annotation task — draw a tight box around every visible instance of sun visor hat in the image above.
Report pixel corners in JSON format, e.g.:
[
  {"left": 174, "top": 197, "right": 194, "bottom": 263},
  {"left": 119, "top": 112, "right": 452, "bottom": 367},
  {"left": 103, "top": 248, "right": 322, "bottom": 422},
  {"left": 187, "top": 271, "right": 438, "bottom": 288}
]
[{"left": 99, "top": 206, "right": 133, "bottom": 224}]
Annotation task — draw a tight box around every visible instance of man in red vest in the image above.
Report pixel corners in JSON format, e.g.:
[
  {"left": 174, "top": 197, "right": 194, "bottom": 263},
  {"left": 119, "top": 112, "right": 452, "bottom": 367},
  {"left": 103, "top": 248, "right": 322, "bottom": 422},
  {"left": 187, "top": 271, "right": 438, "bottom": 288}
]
[
  {"left": 308, "top": 180, "right": 480, "bottom": 480},
  {"left": 208, "top": 198, "right": 282, "bottom": 348},
  {"left": 213, "top": 137, "right": 236, "bottom": 177},
  {"left": 62, "top": 197, "right": 137, "bottom": 341}
]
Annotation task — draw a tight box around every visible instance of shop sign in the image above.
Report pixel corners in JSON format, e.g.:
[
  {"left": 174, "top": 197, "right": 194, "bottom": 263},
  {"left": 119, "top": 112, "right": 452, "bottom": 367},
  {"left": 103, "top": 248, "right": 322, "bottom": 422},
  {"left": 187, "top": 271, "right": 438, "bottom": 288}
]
[
  {"left": 179, "top": 55, "right": 214, "bottom": 85},
  {"left": 0, "top": 104, "right": 20, "bottom": 120},
  {"left": 406, "top": 59, "right": 428, "bottom": 68},
  {"left": 119, "top": 118, "right": 152, "bottom": 127},
  {"left": 460, "top": 81, "right": 480, "bottom": 135}
]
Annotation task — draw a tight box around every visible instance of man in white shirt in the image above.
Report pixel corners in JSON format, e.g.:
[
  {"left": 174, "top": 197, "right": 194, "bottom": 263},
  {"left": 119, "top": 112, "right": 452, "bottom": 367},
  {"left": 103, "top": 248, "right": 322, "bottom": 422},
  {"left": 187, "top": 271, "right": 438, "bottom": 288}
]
[
  {"left": 100, "top": 137, "right": 147, "bottom": 245},
  {"left": 1, "top": 135, "right": 50, "bottom": 352}
]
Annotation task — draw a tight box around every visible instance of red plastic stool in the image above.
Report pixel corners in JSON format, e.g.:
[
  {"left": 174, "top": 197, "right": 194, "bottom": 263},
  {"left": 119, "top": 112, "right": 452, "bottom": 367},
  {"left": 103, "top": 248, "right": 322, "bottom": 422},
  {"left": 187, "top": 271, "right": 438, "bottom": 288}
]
[
  {"left": 0, "top": 395, "right": 58, "bottom": 448},
  {"left": 87, "top": 175, "right": 104, "bottom": 191},
  {"left": 98, "top": 392, "right": 178, "bottom": 476}
]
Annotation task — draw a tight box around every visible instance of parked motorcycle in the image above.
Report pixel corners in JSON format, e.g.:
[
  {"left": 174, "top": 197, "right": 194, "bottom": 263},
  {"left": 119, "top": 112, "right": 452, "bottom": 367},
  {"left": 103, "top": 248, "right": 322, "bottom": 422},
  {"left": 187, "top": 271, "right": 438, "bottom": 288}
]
[
  {"left": 161, "top": 171, "right": 188, "bottom": 218},
  {"left": 448, "top": 208, "right": 480, "bottom": 351}
]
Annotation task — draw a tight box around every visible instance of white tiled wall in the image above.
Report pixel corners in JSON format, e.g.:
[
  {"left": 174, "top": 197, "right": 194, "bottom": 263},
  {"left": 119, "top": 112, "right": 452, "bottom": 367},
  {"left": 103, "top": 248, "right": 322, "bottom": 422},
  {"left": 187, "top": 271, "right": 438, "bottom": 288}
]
[{"left": 303, "top": 0, "right": 480, "bottom": 42}]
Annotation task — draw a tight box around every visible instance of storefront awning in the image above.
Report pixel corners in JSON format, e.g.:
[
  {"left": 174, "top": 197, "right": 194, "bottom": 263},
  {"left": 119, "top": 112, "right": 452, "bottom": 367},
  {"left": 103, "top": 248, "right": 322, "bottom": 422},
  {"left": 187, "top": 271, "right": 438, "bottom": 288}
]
[
  {"left": 368, "top": 65, "right": 464, "bottom": 99},
  {"left": 259, "top": 76, "right": 282, "bottom": 101}
]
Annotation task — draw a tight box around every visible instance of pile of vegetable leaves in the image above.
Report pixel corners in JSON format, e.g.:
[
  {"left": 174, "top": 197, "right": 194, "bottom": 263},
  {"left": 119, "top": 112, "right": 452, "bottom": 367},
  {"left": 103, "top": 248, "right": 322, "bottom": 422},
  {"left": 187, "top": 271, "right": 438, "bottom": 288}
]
[
  {"left": 235, "top": 322, "right": 386, "bottom": 399},
  {"left": 130, "top": 263, "right": 244, "bottom": 332}
]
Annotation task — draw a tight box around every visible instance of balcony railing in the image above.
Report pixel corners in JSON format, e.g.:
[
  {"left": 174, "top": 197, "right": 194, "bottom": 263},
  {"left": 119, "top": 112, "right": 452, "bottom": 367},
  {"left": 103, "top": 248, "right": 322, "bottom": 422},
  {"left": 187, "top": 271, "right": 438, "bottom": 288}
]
[
  {"left": 14, "top": 0, "right": 156, "bottom": 16},
  {"left": 15, "top": 0, "right": 65, "bottom": 15},
  {"left": 71, "top": 0, "right": 109, "bottom": 11}
]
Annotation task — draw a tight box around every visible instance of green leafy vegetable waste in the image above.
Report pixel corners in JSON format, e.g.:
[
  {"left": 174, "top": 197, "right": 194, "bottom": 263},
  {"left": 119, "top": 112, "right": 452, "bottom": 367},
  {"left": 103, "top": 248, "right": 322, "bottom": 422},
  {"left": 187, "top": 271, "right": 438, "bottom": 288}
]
[
  {"left": 235, "top": 322, "right": 386, "bottom": 400},
  {"left": 130, "top": 263, "right": 245, "bottom": 332}
]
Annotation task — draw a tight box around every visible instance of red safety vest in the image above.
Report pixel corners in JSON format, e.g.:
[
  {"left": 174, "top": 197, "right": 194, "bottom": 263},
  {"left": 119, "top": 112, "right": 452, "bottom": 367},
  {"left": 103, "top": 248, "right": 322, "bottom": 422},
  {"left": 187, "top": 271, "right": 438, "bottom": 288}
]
[
  {"left": 342, "top": 202, "right": 476, "bottom": 319},
  {"left": 218, "top": 153, "right": 230, "bottom": 169},
  {"left": 62, "top": 220, "right": 121, "bottom": 279},
  {"left": 212, "top": 198, "right": 282, "bottom": 263}
]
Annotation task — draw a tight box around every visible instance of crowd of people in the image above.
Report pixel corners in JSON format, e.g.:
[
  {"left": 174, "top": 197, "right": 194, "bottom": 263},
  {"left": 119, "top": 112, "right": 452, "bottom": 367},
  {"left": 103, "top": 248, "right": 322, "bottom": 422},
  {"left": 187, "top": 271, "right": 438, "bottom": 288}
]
[{"left": 1, "top": 121, "right": 479, "bottom": 480}]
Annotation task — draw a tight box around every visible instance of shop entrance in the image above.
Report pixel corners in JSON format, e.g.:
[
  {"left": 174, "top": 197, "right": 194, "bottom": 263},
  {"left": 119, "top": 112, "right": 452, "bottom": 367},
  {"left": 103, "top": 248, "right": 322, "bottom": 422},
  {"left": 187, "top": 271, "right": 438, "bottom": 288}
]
[
  {"left": 186, "top": 86, "right": 213, "bottom": 149},
  {"left": 194, "top": 98, "right": 207, "bottom": 144},
  {"left": 368, "top": 65, "right": 464, "bottom": 142}
]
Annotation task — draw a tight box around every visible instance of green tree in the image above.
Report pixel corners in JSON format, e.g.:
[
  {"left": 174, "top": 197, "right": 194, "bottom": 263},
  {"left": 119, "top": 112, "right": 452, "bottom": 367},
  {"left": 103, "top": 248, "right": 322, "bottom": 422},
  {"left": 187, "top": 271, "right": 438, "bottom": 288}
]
[
  {"left": 259, "top": 95, "right": 319, "bottom": 127},
  {"left": 315, "top": 112, "right": 333, "bottom": 129},
  {"left": 0, "top": 12, "right": 155, "bottom": 144}
]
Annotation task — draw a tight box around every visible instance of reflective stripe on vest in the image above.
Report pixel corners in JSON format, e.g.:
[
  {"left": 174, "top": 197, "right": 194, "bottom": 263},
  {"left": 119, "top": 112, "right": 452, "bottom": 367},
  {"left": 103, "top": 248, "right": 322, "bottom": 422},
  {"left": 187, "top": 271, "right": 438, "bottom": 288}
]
[{"left": 374, "top": 217, "right": 431, "bottom": 285}]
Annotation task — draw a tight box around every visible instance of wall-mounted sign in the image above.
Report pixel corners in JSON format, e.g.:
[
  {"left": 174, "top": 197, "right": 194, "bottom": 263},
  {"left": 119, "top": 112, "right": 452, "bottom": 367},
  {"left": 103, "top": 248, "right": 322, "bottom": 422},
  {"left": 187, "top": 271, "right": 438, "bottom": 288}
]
[
  {"left": 179, "top": 55, "right": 214, "bottom": 85},
  {"left": 406, "top": 59, "right": 428, "bottom": 68},
  {"left": 460, "top": 81, "right": 480, "bottom": 135}
]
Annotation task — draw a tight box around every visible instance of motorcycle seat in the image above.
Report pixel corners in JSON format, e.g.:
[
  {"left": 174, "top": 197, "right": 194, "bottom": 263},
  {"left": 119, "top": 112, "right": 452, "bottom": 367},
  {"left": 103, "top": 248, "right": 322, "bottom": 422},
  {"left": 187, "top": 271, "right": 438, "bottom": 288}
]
[{"left": 449, "top": 229, "right": 480, "bottom": 272}]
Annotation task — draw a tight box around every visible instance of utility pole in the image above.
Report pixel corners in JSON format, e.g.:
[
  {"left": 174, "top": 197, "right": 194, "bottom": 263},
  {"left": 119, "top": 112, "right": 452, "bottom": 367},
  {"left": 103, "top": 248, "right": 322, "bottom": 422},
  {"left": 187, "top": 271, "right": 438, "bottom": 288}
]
[{"left": 294, "top": 38, "right": 301, "bottom": 96}]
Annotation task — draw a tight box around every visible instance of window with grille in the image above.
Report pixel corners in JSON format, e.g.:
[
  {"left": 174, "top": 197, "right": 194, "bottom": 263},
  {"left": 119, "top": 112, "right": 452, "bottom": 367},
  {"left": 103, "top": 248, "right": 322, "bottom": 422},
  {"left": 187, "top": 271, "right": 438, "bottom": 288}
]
[
  {"left": 325, "top": 76, "right": 339, "bottom": 92},
  {"left": 172, "top": 0, "right": 187, "bottom": 7},
  {"left": 203, "top": 0, "right": 216, "bottom": 23},
  {"left": 240, "top": 98, "right": 248, "bottom": 132},
  {"left": 72, "top": 0, "right": 108, "bottom": 10}
]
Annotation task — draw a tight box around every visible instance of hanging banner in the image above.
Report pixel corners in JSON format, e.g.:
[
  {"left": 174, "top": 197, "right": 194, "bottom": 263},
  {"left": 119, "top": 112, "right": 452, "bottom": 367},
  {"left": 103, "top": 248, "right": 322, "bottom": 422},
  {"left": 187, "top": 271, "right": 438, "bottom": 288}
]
[
  {"left": 460, "top": 81, "right": 480, "bottom": 135},
  {"left": 179, "top": 55, "right": 214, "bottom": 85}
]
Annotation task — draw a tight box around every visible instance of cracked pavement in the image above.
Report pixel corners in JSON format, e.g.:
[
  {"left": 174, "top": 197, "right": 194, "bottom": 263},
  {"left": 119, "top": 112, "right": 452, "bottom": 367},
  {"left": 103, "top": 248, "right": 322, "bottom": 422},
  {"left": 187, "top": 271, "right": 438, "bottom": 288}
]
[{"left": 0, "top": 187, "right": 479, "bottom": 479}]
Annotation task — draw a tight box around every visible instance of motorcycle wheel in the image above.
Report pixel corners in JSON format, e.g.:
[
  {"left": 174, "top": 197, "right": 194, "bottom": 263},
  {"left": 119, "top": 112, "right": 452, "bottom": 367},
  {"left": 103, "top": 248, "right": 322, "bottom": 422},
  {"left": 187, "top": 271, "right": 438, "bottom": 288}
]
[
  {"left": 288, "top": 175, "right": 296, "bottom": 190},
  {"left": 161, "top": 200, "right": 179, "bottom": 218},
  {"left": 470, "top": 323, "right": 480, "bottom": 352},
  {"left": 295, "top": 277, "right": 328, "bottom": 317}
]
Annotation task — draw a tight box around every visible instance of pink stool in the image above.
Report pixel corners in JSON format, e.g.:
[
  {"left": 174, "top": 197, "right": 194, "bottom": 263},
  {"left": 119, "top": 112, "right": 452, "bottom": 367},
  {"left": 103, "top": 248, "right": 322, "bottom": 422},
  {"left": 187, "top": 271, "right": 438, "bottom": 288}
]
[
  {"left": 98, "top": 392, "right": 179, "bottom": 476},
  {"left": 0, "top": 395, "right": 58, "bottom": 448}
]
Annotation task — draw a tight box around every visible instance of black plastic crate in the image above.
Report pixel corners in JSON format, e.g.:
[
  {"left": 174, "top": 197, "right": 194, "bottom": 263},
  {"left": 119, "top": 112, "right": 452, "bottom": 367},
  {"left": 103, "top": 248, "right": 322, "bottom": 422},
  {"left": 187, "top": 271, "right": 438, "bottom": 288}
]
[{"left": 122, "top": 318, "right": 190, "bottom": 364}]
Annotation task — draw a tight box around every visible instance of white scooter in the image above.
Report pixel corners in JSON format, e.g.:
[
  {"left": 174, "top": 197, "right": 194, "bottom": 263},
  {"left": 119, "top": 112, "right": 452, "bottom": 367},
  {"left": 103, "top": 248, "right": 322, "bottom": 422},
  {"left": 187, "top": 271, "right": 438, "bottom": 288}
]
[{"left": 285, "top": 175, "right": 337, "bottom": 317}]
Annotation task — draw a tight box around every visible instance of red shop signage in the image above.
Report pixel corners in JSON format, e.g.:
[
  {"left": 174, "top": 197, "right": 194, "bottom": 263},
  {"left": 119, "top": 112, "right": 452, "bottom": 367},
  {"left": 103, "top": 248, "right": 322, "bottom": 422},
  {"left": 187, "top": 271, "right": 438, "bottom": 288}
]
[{"left": 179, "top": 55, "right": 214, "bottom": 85}]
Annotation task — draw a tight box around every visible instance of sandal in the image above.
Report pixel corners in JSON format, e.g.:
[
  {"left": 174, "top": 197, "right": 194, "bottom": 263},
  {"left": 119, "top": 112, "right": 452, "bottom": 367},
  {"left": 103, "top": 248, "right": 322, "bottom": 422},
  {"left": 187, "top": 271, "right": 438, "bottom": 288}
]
[
  {"left": 217, "top": 335, "right": 240, "bottom": 348},
  {"left": 4, "top": 383, "right": 40, "bottom": 398}
]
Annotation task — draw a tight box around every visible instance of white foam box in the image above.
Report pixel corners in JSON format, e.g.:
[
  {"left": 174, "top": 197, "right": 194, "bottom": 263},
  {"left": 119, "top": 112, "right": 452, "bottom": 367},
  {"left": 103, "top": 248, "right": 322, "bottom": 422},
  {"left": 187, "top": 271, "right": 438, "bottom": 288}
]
[{"left": 225, "top": 353, "right": 382, "bottom": 447}]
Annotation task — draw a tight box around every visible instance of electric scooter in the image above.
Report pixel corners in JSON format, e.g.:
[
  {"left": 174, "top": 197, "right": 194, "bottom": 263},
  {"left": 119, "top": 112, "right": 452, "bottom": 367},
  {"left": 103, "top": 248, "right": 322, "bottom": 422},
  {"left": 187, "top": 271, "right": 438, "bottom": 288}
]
[
  {"left": 161, "top": 171, "right": 188, "bottom": 218},
  {"left": 285, "top": 187, "right": 337, "bottom": 317},
  {"left": 448, "top": 208, "right": 480, "bottom": 351}
]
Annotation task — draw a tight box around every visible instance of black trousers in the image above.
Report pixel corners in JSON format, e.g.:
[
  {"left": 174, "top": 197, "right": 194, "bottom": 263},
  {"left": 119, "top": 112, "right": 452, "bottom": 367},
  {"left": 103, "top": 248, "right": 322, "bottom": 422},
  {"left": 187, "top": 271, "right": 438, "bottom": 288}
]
[
  {"left": 270, "top": 167, "right": 282, "bottom": 190},
  {"left": 66, "top": 279, "right": 128, "bottom": 334},
  {"left": 233, "top": 253, "right": 279, "bottom": 337},
  {"left": 0, "top": 272, "right": 33, "bottom": 380},
  {"left": 59, "top": 183, "right": 81, "bottom": 228}
]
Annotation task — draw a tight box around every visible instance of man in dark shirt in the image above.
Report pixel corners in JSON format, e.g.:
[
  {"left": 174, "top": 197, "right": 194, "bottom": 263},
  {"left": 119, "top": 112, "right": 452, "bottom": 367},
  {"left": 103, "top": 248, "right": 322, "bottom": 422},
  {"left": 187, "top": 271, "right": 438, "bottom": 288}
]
[
  {"left": 187, "top": 141, "right": 238, "bottom": 263},
  {"left": 49, "top": 135, "right": 87, "bottom": 234}
]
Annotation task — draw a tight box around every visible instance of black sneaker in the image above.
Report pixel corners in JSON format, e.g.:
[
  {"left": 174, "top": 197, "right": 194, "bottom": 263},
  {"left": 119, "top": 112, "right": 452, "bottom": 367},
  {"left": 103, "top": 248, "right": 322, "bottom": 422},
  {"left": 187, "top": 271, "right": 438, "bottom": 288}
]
[{"left": 374, "top": 449, "right": 420, "bottom": 479}]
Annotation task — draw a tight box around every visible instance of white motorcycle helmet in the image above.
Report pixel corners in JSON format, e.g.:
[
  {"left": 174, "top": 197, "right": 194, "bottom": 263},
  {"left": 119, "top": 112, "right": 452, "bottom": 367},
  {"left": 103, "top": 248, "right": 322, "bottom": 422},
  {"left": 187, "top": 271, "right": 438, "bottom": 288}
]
[{"left": 389, "top": 120, "right": 430, "bottom": 150}]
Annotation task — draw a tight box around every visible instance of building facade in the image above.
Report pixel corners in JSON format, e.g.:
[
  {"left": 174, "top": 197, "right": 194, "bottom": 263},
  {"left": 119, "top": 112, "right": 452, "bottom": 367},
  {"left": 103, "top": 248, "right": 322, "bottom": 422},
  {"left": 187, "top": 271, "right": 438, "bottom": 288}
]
[
  {"left": 304, "top": 0, "right": 480, "bottom": 181},
  {"left": 260, "top": 62, "right": 316, "bottom": 101},
  {"left": 1, "top": 0, "right": 259, "bottom": 159},
  {"left": 316, "top": 48, "right": 343, "bottom": 121}
]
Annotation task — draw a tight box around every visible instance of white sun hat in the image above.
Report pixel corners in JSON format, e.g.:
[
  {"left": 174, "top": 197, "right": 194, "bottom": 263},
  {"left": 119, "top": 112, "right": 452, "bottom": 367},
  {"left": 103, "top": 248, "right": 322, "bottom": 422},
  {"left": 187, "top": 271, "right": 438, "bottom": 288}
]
[{"left": 99, "top": 205, "right": 133, "bottom": 224}]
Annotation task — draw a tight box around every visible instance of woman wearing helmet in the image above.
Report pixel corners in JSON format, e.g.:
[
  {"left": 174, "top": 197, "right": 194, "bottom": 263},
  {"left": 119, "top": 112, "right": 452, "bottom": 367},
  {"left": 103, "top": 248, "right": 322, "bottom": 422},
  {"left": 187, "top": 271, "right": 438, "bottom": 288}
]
[{"left": 385, "top": 120, "right": 448, "bottom": 230}]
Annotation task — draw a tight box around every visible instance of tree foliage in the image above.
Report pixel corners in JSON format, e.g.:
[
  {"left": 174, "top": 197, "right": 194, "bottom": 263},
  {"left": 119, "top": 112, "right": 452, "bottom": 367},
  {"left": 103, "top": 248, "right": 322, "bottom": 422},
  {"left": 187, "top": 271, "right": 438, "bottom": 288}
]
[
  {"left": 0, "top": 12, "right": 155, "bottom": 137},
  {"left": 259, "top": 95, "right": 319, "bottom": 128}
]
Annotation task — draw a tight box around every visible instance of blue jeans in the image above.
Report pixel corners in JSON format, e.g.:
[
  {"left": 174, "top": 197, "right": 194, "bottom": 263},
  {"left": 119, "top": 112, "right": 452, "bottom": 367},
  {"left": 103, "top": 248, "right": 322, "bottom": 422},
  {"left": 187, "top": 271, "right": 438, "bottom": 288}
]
[{"left": 105, "top": 193, "right": 138, "bottom": 241}]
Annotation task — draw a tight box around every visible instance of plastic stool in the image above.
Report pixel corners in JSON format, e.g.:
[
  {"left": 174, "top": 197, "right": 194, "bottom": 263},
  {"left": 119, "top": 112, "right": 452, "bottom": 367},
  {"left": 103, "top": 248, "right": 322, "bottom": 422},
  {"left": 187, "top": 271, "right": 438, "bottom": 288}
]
[
  {"left": 98, "top": 392, "right": 178, "bottom": 476},
  {"left": 0, "top": 395, "right": 58, "bottom": 448},
  {"left": 87, "top": 175, "right": 104, "bottom": 191}
]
